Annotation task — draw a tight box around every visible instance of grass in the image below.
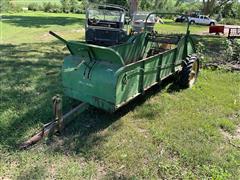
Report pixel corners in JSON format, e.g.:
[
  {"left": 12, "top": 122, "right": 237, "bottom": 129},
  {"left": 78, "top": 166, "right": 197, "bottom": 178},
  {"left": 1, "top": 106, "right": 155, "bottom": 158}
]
[
  {"left": 1, "top": 12, "right": 85, "bottom": 44},
  {"left": 11, "top": 0, "right": 61, "bottom": 7},
  {"left": 155, "top": 21, "right": 208, "bottom": 34},
  {"left": 1, "top": 11, "right": 240, "bottom": 179}
]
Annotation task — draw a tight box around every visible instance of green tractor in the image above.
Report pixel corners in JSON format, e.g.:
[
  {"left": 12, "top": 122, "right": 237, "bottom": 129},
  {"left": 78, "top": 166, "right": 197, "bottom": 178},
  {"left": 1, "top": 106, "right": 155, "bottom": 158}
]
[
  {"left": 21, "top": 5, "right": 200, "bottom": 148},
  {"left": 85, "top": 4, "right": 127, "bottom": 46}
]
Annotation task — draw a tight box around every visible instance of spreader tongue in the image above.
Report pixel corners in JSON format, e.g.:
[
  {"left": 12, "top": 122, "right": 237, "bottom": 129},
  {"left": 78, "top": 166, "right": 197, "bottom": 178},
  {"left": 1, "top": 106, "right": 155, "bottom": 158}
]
[{"left": 20, "top": 95, "right": 89, "bottom": 149}]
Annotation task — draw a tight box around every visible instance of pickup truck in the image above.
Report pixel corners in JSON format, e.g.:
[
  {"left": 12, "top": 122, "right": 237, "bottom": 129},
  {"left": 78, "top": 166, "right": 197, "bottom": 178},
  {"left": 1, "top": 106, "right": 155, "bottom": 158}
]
[{"left": 188, "top": 15, "right": 216, "bottom": 26}]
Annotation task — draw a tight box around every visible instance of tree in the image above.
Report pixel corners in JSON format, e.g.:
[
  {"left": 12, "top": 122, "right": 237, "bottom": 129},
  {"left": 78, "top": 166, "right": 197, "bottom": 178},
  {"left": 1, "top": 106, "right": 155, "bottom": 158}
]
[
  {"left": 175, "top": 0, "right": 198, "bottom": 6},
  {"left": 129, "top": 0, "right": 137, "bottom": 15},
  {"left": 138, "top": 0, "right": 177, "bottom": 12},
  {"left": 202, "top": 0, "right": 216, "bottom": 15},
  {"left": 0, "top": 0, "right": 12, "bottom": 12},
  {"left": 202, "top": 0, "right": 233, "bottom": 15}
]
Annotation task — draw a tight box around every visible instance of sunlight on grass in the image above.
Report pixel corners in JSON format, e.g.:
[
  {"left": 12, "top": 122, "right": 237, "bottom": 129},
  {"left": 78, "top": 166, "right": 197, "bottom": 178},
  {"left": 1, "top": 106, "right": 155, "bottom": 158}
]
[
  {"left": 2, "top": 12, "right": 85, "bottom": 44},
  {"left": 0, "top": 11, "right": 239, "bottom": 179},
  {"left": 155, "top": 22, "right": 208, "bottom": 34},
  {"left": 12, "top": 0, "right": 61, "bottom": 7}
]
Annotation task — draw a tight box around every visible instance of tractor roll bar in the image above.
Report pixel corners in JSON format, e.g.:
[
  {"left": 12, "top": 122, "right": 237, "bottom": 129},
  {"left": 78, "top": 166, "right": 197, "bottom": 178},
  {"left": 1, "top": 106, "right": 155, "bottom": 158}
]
[{"left": 144, "top": 13, "right": 190, "bottom": 33}]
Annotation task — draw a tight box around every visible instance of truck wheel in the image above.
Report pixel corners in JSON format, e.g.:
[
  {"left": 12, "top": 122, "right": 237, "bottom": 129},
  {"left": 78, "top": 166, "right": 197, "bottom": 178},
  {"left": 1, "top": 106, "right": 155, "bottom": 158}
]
[
  {"left": 209, "top": 22, "right": 215, "bottom": 26},
  {"left": 190, "top": 21, "right": 195, "bottom": 24},
  {"left": 179, "top": 55, "right": 200, "bottom": 88}
]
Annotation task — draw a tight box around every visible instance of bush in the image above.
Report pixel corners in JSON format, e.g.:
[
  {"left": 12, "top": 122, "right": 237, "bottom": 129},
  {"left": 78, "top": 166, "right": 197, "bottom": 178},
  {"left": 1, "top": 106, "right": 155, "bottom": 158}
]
[
  {"left": 0, "top": 0, "right": 15, "bottom": 12},
  {"left": 220, "top": 18, "right": 240, "bottom": 25},
  {"left": 61, "top": 0, "right": 84, "bottom": 13},
  {"left": 43, "top": 2, "right": 51, "bottom": 12},
  {"left": 8, "top": 2, "right": 23, "bottom": 12},
  {"left": 43, "top": 2, "right": 62, "bottom": 13},
  {"left": 223, "top": 39, "right": 240, "bottom": 61},
  {"left": 232, "top": 39, "right": 240, "bottom": 61},
  {"left": 49, "top": 3, "right": 62, "bottom": 13},
  {"left": 0, "top": 0, "right": 22, "bottom": 13},
  {"left": 72, "top": 3, "right": 84, "bottom": 14},
  {"left": 28, "top": 3, "right": 42, "bottom": 11},
  {"left": 61, "top": 0, "right": 71, "bottom": 13}
]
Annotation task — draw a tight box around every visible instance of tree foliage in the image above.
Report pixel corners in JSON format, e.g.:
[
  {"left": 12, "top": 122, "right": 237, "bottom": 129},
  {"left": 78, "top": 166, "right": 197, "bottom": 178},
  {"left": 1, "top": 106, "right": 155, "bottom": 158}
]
[
  {"left": 202, "top": 0, "right": 234, "bottom": 15},
  {"left": 1, "top": 0, "right": 239, "bottom": 19},
  {"left": 0, "top": 0, "right": 12, "bottom": 12}
]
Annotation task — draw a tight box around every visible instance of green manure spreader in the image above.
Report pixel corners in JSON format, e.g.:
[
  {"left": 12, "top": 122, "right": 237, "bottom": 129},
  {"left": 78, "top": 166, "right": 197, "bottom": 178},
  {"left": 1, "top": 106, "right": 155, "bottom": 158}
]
[{"left": 21, "top": 5, "right": 200, "bottom": 149}]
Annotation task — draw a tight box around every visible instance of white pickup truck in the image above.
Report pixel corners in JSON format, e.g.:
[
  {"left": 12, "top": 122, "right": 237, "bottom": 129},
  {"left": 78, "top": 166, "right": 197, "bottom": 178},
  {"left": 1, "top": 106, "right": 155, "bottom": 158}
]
[{"left": 189, "top": 15, "right": 216, "bottom": 26}]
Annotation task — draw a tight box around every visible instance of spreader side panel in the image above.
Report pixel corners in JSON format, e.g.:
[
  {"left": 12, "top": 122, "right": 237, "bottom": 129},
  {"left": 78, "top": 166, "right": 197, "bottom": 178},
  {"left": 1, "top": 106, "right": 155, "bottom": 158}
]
[
  {"left": 143, "top": 54, "right": 160, "bottom": 90},
  {"left": 159, "top": 49, "right": 176, "bottom": 80},
  {"left": 115, "top": 62, "right": 142, "bottom": 108},
  {"left": 62, "top": 55, "right": 119, "bottom": 112}
]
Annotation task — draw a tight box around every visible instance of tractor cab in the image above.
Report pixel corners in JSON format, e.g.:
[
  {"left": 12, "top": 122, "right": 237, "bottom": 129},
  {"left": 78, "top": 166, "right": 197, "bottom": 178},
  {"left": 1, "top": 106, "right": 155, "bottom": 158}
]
[{"left": 85, "top": 4, "right": 127, "bottom": 46}]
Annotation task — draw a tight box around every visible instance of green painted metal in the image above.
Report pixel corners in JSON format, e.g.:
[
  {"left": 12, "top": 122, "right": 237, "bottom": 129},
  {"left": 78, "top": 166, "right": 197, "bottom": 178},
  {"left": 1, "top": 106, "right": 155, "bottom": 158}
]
[{"left": 51, "top": 13, "right": 196, "bottom": 112}]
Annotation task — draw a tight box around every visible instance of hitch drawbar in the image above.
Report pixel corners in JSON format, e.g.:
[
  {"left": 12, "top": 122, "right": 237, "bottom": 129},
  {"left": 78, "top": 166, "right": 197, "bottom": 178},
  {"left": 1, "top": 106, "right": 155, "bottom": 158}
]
[{"left": 20, "top": 95, "right": 89, "bottom": 149}]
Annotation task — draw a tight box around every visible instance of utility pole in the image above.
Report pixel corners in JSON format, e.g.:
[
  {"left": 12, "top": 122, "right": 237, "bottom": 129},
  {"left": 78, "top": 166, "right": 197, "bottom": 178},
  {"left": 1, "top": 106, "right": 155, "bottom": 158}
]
[{"left": 129, "top": 0, "right": 138, "bottom": 17}]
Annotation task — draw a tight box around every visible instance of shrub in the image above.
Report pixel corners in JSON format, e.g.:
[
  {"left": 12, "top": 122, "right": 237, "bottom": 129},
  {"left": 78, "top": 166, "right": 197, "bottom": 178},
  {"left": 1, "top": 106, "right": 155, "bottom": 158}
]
[
  {"left": 49, "top": 3, "right": 62, "bottom": 13},
  {"left": 232, "top": 39, "right": 240, "bottom": 61},
  {"left": 43, "top": 2, "right": 62, "bottom": 13},
  {"left": 43, "top": 2, "right": 52, "bottom": 12},
  {"left": 0, "top": 0, "right": 12, "bottom": 12},
  {"left": 220, "top": 18, "right": 240, "bottom": 25},
  {"left": 0, "top": 0, "right": 23, "bottom": 12},
  {"left": 61, "top": 0, "right": 71, "bottom": 13},
  {"left": 223, "top": 39, "right": 240, "bottom": 61},
  {"left": 61, "top": 0, "right": 84, "bottom": 13},
  {"left": 28, "top": 3, "right": 42, "bottom": 11},
  {"left": 72, "top": 3, "right": 84, "bottom": 14}
]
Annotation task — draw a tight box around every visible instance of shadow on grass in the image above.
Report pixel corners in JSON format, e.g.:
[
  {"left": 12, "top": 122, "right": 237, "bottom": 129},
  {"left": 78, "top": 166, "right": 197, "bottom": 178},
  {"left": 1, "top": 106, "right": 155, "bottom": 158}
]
[
  {"left": 0, "top": 42, "right": 67, "bottom": 150},
  {"left": 0, "top": 41, "right": 179, "bottom": 156},
  {"left": 16, "top": 165, "right": 46, "bottom": 180},
  {"left": 2, "top": 15, "right": 85, "bottom": 28},
  {"left": 46, "top": 75, "right": 180, "bottom": 157}
]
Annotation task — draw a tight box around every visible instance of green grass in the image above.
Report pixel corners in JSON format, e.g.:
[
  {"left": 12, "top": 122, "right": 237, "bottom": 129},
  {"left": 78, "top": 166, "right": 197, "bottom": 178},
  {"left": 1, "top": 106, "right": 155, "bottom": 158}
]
[
  {"left": 1, "top": 12, "right": 240, "bottom": 179},
  {"left": 155, "top": 22, "right": 208, "bottom": 34},
  {"left": 1, "top": 12, "right": 85, "bottom": 44},
  {"left": 11, "top": 0, "right": 61, "bottom": 7}
]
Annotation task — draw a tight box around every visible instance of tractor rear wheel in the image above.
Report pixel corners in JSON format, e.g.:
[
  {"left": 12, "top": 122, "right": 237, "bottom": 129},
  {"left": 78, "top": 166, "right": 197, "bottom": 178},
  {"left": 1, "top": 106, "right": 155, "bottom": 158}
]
[{"left": 179, "top": 55, "right": 200, "bottom": 88}]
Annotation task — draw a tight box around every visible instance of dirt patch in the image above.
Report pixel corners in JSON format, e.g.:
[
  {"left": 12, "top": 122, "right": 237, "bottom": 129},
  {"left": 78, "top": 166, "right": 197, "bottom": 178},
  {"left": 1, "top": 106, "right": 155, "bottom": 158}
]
[
  {"left": 234, "top": 125, "right": 240, "bottom": 139},
  {"left": 204, "top": 61, "right": 240, "bottom": 72},
  {"left": 71, "top": 29, "right": 84, "bottom": 33},
  {"left": 203, "top": 41, "right": 240, "bottom": 72},
  {"left": 220, "top": 125, "right": 240, "bottom": 149}
]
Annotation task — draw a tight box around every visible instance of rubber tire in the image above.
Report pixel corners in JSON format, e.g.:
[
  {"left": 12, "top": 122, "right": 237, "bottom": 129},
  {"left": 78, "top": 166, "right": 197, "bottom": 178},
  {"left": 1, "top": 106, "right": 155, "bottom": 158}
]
[
  {"left": 190, "top": 21, "right": 195, "bottom": 25},
  {"left": 209, "top": 22, "right": 215, "bottom": 26},
  {"left": 179, "top": 55, "right": 200, "bottom": 88}
]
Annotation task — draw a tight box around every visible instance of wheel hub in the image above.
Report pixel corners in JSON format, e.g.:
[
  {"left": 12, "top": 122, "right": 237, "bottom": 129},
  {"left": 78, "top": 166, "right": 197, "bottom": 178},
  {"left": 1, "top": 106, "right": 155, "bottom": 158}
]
[{"left": 189, "top": 60, "right": 199, "bottom": 87}]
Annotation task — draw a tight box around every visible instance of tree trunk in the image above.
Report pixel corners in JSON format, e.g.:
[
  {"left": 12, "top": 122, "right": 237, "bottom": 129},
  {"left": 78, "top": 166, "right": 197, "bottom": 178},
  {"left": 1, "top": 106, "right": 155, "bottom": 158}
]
[
  {"left": 129, "top": 0, "right": 138, "bottom": 17},
  {"left": 203, "top": 0, "right": 216, "bottom": 15}
]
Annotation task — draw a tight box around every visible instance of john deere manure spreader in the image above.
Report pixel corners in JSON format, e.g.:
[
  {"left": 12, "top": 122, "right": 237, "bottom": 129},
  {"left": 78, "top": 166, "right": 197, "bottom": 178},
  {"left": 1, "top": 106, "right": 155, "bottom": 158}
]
[{"left": 21, "top": 4, "right": 200, "bottom": 148}]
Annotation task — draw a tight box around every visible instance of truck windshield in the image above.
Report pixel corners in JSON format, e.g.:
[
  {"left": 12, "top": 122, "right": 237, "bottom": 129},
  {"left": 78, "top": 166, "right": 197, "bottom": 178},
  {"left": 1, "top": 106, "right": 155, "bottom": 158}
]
[
  {"left": 88, "top": 9, "right": 124, "bottom": 22},
  {"left": 133, "top": 14, "right": 155, "bottom": 22}
]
